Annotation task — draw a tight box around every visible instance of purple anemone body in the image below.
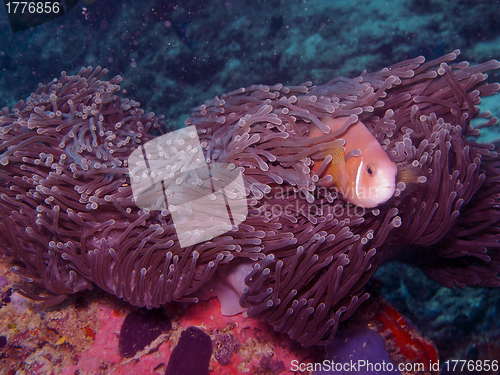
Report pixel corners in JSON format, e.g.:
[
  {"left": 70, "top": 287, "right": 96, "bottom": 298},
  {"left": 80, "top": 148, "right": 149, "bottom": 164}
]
[{"left": 1, "top": 50, "right": 500, "bottom": 346}]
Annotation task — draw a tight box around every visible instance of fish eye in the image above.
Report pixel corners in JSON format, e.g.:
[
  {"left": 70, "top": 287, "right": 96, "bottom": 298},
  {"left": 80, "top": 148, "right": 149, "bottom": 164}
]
[{"left": 366, "top": 164, "right": 376, "bottom": 176}]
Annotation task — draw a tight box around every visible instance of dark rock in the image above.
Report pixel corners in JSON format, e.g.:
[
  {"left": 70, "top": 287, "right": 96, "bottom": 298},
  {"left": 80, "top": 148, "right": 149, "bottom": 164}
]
[
  {"left": 118, "top": 308, "right": 172, "bottom": 358},
  {"left": 165, "top": 326, "right": 212, "bottom": 375}
]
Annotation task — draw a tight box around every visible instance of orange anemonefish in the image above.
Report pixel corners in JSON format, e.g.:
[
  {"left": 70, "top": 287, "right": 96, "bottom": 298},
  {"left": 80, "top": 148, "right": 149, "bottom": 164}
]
[{"left": 309, "top": 116, "right": 398, "bottom": 208}]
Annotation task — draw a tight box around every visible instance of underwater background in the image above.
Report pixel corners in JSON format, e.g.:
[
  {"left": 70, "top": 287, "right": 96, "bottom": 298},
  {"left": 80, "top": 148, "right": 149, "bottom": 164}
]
[{"left": 1, "top": 0, "right": 500, "bottom": 374}]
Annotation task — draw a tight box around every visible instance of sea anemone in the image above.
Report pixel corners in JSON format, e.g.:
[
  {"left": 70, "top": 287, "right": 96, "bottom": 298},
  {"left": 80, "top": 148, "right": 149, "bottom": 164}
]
[{"left": 1, "top": 50, "right": 499, "bottom": 347}]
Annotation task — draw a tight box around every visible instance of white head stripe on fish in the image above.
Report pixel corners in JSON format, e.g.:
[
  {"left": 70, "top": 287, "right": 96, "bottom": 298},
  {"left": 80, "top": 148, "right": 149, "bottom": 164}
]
[{"left": 355, "top": 159, "right": 364, "bottom": 200}]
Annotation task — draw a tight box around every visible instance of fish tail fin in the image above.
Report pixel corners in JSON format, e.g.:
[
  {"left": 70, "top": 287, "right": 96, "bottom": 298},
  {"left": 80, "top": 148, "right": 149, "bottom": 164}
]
[{"left": 397, "top": 164, "right": 427, "bottom": 185}]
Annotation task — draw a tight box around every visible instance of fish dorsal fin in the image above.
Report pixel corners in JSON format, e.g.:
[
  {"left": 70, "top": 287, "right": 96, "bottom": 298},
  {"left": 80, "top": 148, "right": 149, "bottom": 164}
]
[{"left": 327, "top": 142, "right": 347, "bottom": 188}]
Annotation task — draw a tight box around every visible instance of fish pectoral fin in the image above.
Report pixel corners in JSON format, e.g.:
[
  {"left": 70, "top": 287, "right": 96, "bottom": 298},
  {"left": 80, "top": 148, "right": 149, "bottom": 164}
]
[{"left": 327, "top": 142, "right": 347, "bottom": 187}]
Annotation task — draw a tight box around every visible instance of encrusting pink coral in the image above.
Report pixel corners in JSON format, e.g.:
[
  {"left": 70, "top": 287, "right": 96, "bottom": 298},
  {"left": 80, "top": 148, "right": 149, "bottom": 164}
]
[{"left": 1, "top": 50, "right": 500, "bottom": 347}]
